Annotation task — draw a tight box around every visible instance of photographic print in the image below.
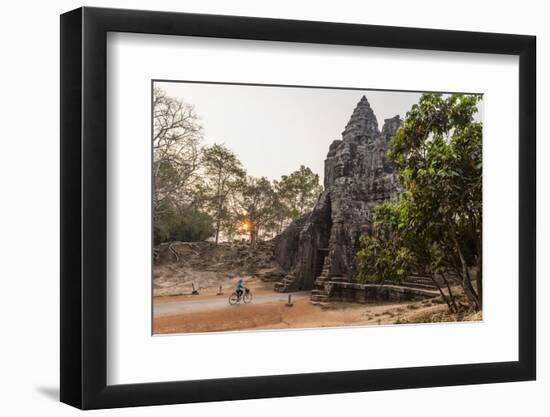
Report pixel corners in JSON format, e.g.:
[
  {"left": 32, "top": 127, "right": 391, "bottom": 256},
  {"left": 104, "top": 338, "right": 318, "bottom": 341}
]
[{"left": 152, "top": 81, "right": 483, "bottom": 335}]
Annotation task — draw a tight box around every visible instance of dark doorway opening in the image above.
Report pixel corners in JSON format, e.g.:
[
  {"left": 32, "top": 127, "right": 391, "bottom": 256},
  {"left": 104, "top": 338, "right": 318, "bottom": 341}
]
[
  {"left": 308, "top": 197, "right": 332, "bottom": 288},
  {"left": 315, "top": 248, "right": 329, "bottom": 278}
]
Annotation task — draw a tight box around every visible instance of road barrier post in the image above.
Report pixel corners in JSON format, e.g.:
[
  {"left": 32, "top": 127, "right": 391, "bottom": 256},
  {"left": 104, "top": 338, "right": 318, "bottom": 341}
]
[{"left": 286, "top": 294, "right": 293, "bottom": 307}]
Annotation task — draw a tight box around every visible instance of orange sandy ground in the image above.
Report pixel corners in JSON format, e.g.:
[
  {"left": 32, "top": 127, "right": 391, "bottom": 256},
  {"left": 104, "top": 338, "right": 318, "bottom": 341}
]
[{"left": 153, "top": 297, "right": 454, "bottom": 335}]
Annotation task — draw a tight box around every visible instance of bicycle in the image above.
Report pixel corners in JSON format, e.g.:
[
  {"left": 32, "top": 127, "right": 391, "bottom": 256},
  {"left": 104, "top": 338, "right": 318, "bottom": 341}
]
[{"left": 228, "top": 288, "right": 253, "bottom": 305}]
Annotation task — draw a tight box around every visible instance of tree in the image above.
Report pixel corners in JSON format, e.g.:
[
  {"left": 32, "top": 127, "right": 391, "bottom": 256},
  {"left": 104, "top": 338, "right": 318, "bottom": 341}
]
[
  {"left": 202, "top": 144, "right": 246, "bottom": 244},
  {"left": 271, "top": 165, "right": 323, "bottom": 232},
  {"left": 357, "top": 202, "right": 415, "bottom": 284},
  {"left": 357, "top": 93, "right": 482, "bottom": 311},
  {"left": 357, "top": 197, "right": 459, "bottom": 313},
  {"left": 154, "top": 204, "right": 215, "bottom": 245},
  {"left": 238, "top": 177, "right": 278, "bottom": 248},
  {"left": 153, "top": 88, "right": 213, "bottom": 245},
  {"left": 275, "top": 165, "right": 323, "bottom": 218},
  {"left": 263, "top": 196, "right": 289, "bottom": 236},
  {"left": 153, "top": 87, "right": 203, "bottom": 216}
]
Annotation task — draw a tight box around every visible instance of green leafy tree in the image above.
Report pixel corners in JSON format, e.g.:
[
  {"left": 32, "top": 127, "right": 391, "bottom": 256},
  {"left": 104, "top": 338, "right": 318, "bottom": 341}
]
[
  {"left": 237, "top": 177, "right": 278, "bottom": 248},
  {"left": 358, "top": 197, "right": 459, "bottom": 313},
  {"left": 271, "top": 165, "right": 323, "bottom": 232},
  {"left": 358, "top": 201, "right": 415, "bottom": 284},
  {"left": 275, "top": 165, "right": 323, "bottom": 218},
  {"left": 264, "top": 196, "right": 290, "bottom": 236},
  {"left": 357, "top": 93, "right": 482, "bottom": 311},
  {"left": 202, "top": 144, "right": 246, "bottom": 244},
  {"left": 154, "top": 204, "right": 215, "bottom": 244}
]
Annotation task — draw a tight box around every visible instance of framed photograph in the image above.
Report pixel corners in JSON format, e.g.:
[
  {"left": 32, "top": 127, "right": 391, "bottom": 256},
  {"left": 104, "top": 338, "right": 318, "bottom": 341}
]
[{"left": 60, "top": 6, "right": 536, "bottom": 409}]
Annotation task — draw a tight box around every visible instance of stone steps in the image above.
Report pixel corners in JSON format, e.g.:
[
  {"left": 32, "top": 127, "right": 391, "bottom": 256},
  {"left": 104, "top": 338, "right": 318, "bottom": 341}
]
[
  {"left": 310, "top": 260, "right": 331, "bottom": 301},
  {"left": 328, "top": 276, "right": 347, "bottom": 282},
  {"left": 309, "top": 254, "right": 331, "bottom": 301},
  {"left": 274, "top": 274, "right": 297, "bottom": 293},
  {"left": 381, "top": 284, "right": 440, "bottom": 298},
  {"left": 399, "top": 281, "right": 440, "bottom": 291},
  {"left": 404, "top": 274, "right": 462, "bottom": 287},
  {"left": 404, "top": 276, "right": 434, "bottom": 283},
  {"left": 401, "top": 275, "right": 441, "bottom": 290}
]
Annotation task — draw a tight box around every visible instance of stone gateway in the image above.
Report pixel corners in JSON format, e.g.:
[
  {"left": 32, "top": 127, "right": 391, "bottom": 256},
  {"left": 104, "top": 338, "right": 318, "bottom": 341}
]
[{"left": 274, "top": 96, "right": 402, "bottom": 295}]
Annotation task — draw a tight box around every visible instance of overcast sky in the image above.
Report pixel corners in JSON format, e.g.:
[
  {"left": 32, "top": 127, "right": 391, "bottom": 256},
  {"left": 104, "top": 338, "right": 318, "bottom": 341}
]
[{"left": 156, "top": 81, "right": 479, "bottom": 184}]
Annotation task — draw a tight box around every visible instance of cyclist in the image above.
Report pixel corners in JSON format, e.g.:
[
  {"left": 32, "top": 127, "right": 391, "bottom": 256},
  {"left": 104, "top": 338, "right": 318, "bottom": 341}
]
[{"left": 234, "top": 278, "right": 246, "bottom": 298}]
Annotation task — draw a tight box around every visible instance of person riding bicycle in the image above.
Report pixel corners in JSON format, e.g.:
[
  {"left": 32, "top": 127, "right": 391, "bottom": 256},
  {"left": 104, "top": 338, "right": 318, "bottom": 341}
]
[
  {"left": 228, "top": 276, "right": 253, "bottom": 305},
  {"left": 235, "top": 278, "right": 246, "bottom": 298}
]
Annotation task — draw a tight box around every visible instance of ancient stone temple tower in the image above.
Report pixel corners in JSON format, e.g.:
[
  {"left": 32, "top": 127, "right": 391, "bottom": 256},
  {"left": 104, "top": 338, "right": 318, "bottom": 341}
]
[{"left": 274, "top": 96, "right": 402, "bottom": 292}]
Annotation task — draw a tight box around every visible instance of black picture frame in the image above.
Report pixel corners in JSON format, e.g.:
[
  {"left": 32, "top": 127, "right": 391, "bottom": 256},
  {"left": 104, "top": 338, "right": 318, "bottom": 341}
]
[{"left": 60, "top": 6, "right": 536, "bottom": 410}]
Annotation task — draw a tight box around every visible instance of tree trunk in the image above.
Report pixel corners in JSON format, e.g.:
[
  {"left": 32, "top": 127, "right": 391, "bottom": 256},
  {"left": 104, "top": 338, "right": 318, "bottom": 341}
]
[
  {"left": 475, "top": 237, "right": 483, "bottom": 309},
  {"left": 441, "top": 272, "right": 458, "bottom": 313},
  {"left": 215, "top": 221, "right": 220, "bottom": 245},
  {"left": 214, "top": 170, "right": 223, "bottom": 245},
  {"left": 431, "top": 275, "right": 454, "bottom": 313},
  {"left": 250, "top": 228, "right": 257, "bottom": 249},
  {"left": 463, "top": 267, "right": 480, "bottom": 310},
  {"left": 448, "top": 220, "right": 480, "bottom": 310},
  {"left": 214, "top": 199, "right": 221, "bottom": 245},
  {"left": 474, "top": 261, "right": 482, "bottom": 309}
]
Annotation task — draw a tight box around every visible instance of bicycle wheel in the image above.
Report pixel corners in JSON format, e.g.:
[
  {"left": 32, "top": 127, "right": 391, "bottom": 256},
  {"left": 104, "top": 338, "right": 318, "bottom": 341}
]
[
  {"left": 229, "top": 293, "right": 239, "bottom": 305},
  {"left": 243, "top": 292, "right": 253, "bottom": 304}
]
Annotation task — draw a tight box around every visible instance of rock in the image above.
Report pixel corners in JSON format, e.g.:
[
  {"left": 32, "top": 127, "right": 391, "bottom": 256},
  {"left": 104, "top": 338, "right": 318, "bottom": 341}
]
[{"left": 275, "top": 96, "right": 402, "bottom": 290}]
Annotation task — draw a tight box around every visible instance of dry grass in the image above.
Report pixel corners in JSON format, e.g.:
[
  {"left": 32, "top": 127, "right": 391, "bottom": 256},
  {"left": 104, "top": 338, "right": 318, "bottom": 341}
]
[{"left": 395, "top": 303, "right": 483, "bottom": 324}]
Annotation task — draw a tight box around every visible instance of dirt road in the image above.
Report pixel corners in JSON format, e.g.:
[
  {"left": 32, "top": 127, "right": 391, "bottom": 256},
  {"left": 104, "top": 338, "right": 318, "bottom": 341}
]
[
  {"left": 152, "top": 277, "right": 481, "bottom": 334},
  {"left": 152, "top": 289, "right": 446, "bottom": 334},
  {"left": 154, "top": 291, "right": 311, "bottom": 317}
]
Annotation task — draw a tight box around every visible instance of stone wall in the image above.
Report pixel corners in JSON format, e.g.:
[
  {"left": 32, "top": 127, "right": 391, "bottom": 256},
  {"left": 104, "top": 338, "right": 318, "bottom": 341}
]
[
  {"left": 326, "top": 282, "right": 437, "bottom": 303},
  {"left": 272, "top": 213, "right": 310, "bottom": 272}
]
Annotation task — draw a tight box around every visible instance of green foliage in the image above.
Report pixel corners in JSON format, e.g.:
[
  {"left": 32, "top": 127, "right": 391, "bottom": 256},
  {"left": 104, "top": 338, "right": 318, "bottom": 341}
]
[
  {"left": 238, "top": 176, "right": 279, "bottom": 245},
  {"left": 357, "top": 235, "right": 414, "bottom": 284},
  {"left": 201, "top": 143, "right": 246, "bottom": 243},
  {"left": 154, "top": 204, "right": 215, "bottom": 245},
  {"left": 274, "top": 165, "right": 324, "bottom": 219},
  {"left": 202, "top": 144, "right": 245, "bottom": 181},
  {"left": 357, "top": 93, "right": 483, "bottom": 309}
]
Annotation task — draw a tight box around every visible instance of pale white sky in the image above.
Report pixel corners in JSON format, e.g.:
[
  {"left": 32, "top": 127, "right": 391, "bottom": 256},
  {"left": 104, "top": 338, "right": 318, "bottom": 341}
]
[{"left": 156, "top": 82, "right": 480, "bottom": 183}]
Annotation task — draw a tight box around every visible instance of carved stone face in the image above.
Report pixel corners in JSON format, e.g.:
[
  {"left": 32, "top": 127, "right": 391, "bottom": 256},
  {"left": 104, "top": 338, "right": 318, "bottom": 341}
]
[
  {"left": 334, "top": 158, "right": 345, "bottom": 178},
  {"left": 334, "top": 147, "right": 351, "bottom": 178}
]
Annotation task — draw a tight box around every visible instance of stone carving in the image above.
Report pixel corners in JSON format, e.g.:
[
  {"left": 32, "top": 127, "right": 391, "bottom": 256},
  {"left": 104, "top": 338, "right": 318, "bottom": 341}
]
[{"left": 274, "top": 96, "right": 402, "bottom": 292}]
